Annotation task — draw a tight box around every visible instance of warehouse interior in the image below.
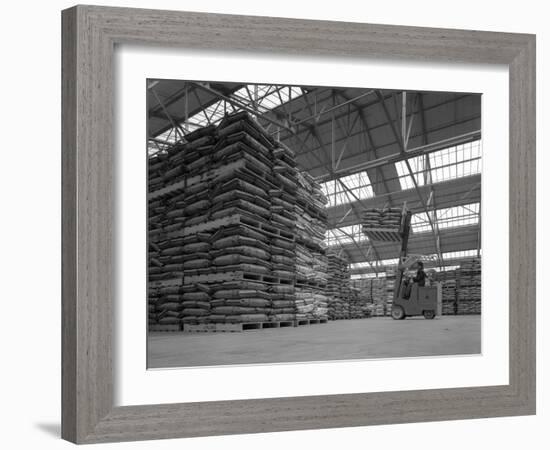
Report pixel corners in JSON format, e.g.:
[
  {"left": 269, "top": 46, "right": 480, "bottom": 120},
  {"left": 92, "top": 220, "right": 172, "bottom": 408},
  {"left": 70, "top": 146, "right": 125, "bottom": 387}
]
[{"left": 146, "top": 79, "right": 482, "bottom": 367}]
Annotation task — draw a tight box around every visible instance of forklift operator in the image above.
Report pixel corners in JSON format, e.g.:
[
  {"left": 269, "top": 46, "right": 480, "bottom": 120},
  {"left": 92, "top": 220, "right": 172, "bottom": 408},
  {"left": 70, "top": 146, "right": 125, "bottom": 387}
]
[{"left": 412, "top": 261, "right": 426, "bottom": 287}]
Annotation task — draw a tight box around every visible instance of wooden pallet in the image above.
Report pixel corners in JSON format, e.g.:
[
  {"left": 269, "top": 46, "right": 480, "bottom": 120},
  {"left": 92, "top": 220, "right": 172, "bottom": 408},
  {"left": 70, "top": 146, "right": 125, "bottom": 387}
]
[
  {"left": 163, "top": 212, "right": 295, "bottom": 243},
  {"left": 183, "top": 321, "right": 295, "bottom": 333},
  {"left": 148, "top": 324, "right": 182, "bottom": 332},
  {"left": 148, "top": 160, "right": 247, "bottom": 201},
  {"left": 294, "top": 318, "right": 328, "bottom": 326},
  {"left": 362, "top": 227, "right": 403, "bottom": 242},
  {"left": 149, "top": 278, "right": 183, "bottom": 288},
  {"left": 295, "top": 279, "right": 327, "bottom": 289},
  {"left": 184, "top": 270, "right": 294, "bottom": 285}
]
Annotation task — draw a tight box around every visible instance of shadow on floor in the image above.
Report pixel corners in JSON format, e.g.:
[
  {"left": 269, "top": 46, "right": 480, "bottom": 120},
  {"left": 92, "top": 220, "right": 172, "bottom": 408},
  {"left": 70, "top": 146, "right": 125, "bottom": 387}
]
[{"left": 35, "top": 422, "right": 60, "bottom": 438}]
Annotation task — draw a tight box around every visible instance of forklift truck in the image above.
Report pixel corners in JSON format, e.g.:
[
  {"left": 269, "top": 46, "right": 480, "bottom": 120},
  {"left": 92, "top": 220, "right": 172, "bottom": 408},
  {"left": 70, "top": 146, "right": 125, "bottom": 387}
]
[
  {"left": 390, "top": 209, "right": 440, "bottom": 320},
  {"left": 363, "top": 206, "right": 441, "bottom": 320}
]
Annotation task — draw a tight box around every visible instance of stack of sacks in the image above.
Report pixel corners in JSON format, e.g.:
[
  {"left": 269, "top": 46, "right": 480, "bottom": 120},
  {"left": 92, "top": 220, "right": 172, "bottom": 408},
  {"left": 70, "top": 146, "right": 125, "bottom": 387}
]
[
  {"left": 351, "top": 278, "right": 373, "bottom": 304},
  {"left": 293, "top": 169, "right": 329, "bottom": 322},
  {"left": 348, "top": 287, "right": 370, "bottom": 318},
  {"left": 147, "top": 285, "right": 182, "bottom": 327},
  {"left": 295, "top": 246, "right": 328, "bottom": 285},
  {"left": 295, "top": 245, "right": 314, "bottom": 281},
  {"left": 371, "top": 278, "right": 386, "bottom": 317},
  {"left": 294, "top": 171, "right": 329, "bottom": 289},
  {"left": 179, "top": 283, "right": 212, "bottom": 324},
  {"left": 312, "top": 254, "right": 329, "bottom": 285},
  {"left": 295, "top": 289, "right": 328, "bottom": 320},
  {"left": 457, "top": 258, "right": 481, "bottom": 315},
  {"left": 183, "top": 112, "right": 296, "bottom": 324},
  {"left": 148, "top": 196, "right": 184, "bottom": 241},
  {"left": 295, "top": 209, "right": 327, "bottom": 249},
  {"left": 358, "top": 280, "right": 373, "bottom": 305},
  {"left": 362, "top": 209, "right": 382, "bottom": 229},
  {"left": 326, "top": 252, "right": 351, "bottom": 319},
  {"left": 361, "top": 207, "right": 403, "bottom": 232},
  {"left": 435, "top": 269, "right": 457, "bottom": 315},
  {"left": 441, "top": 279, "right": 457, "bottom": 315},
  {"left": 148, "top": 111, "right": 310, "bottom": 328},
  {"left": 206, "top": 280, "right": 272, "bottom": 324},
  {"left": 148, "top": 124, "right": 216, "bottom": 192},
  {"left": 270, "top": 284, "right": 296, "bottom": 322},
  {"left": 384, "top": 267, "right": 396, "bottom": 316},
  {"left": 147, "top": 126, "right": 218, "bottom": 327},
  {"left": 295, "top": 171, "right": 328, "bottom": 215}
]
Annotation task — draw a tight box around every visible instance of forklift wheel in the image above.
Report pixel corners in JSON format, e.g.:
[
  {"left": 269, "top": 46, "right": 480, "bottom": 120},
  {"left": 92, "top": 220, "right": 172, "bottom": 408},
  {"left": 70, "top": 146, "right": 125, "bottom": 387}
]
[
  {"left": 423, "top": 310, "right": 436, "bottom": 320},
  {"left": 391, "top": 306, "right": 406, "bottom": 320}
]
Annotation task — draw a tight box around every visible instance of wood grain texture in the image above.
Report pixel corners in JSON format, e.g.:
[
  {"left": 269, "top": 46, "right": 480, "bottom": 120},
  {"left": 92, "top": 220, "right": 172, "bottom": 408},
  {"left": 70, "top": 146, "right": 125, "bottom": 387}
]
[
  {"left": 61, "top": 7, "right": 77, "bottom": 443},
  {"left": 61, "top": 5, "right": 536, "bottom": 444}
]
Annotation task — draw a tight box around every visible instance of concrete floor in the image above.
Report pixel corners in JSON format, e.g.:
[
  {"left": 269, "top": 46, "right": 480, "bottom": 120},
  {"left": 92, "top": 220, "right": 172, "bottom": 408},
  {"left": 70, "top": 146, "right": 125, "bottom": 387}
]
[{"left": 148, "top": 315, "right": 481, "bottom": 368}]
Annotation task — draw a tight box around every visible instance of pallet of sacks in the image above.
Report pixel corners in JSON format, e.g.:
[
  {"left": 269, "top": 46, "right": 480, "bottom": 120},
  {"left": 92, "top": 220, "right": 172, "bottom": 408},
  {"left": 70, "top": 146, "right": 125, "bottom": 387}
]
[
  {"left": 457, "top": 257, "right": 481, "bottom": 315},
  {"left": 148, "top": 282, "right": 184, "bottom": 330},
  {"left": 294, "top": 170, "right": 329, "bottom": 287},
  {"left": 384, "top": 268, "right": 396, "bottom": 316},
  {"left": 348, "top": 287, "right": 371, "bottom": 318},
  {"left": 295, "top": 288, "right": 328, "bottom": 321},
  {"left": 147, "top": 111, "right": 331, "bottom": 330},
  {"left": 197, "top": 280, "right": 273, "bottom": 325},
  {"left": 181, "top": 112, "right": 298, "bottom": 325},
  {"left": 370, "top": 278, "right": 386, "bottom": 317},
  {"left": 293, "top": 168, "right": 329, "bottom": 321},
  {"left": 326, "top": 252, "right": 352, "bottom": 319},
  {"left": 361, "top": 207, "right": 403, "bottom": 230},
  {"left": 441, "top": 279, "right": 457, "bottom": 315}
]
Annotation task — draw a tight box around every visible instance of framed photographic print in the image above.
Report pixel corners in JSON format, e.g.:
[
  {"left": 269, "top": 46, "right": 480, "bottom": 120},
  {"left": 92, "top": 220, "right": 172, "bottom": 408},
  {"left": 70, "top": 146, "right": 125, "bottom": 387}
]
[{"left": 62, "top": 5, "right": 536, "bottom": 444}]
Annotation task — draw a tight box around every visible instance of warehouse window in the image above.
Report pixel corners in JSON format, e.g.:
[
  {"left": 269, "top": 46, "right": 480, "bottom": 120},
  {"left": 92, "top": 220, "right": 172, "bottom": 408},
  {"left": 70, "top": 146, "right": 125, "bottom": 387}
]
[
  {"left": 325, "top": 224, "right": 367, "bottom": 247},
  {"left": 350, "top": 258, "right": 398, "bottom": 270},
  {"left": 411, "top": 203, "right": 480, "bottom": 233},
  {"left": 351, "top": 272, "right": 386, "bottom": 279},
  {"left": 320, "top": 171, "right": 374, "bottom": 207},
  {"left": 395, "top": 140, "right": 482, "bottom": 190},
  {"left": 411, "top": 211, "right": 431, "bottom": 232},
  {"left": 376, "top": 258, "right": 399, "bottom": 267},
  {"left": 350, "top": 261, "right": 373, "bottom": 269},
  {"left": 395, "top": 156, "right": 428, "bottom": 189},
  {"left": 442, "top": 249, "right": 479, "bottom": 260}
]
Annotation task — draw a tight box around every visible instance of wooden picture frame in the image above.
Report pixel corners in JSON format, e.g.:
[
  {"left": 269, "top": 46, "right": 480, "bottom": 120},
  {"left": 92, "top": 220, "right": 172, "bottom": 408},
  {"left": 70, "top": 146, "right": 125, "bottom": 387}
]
[{"left": 62, "top": 5, "right": 536, "bottom": 444}]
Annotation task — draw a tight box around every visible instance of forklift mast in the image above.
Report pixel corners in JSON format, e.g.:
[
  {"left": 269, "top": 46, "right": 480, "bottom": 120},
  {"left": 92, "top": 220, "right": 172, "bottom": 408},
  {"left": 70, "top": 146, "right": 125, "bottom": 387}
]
[{"left": 394, "top": 209, "right": 413, "bottom": 302}]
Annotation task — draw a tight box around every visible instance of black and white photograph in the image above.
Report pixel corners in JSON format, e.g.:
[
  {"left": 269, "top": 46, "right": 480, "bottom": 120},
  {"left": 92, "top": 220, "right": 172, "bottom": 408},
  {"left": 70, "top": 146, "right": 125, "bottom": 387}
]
[
  {"left": 146, "top": 80, "right": 482, "bottom": 368},
  {"left": 2, "top": 0, "right": 543, "bottom": 447}
]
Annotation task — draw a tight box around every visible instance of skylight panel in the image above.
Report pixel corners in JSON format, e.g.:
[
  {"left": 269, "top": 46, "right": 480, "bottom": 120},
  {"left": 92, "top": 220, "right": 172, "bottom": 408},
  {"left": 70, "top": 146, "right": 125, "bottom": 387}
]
[
  {"left": 377, "top": 258, "right": 399, "bottom": 266},
  {"left": 351, "top": 272, "right": 386, "bottom": 279},
  {"left": 411, "top": 211, "right": 431, "bottom": 233},
  {"left": 442, "top": 249, "right": 479, "bottom": 260},
  {"left": 320, "top": 171, "right": 374, "bottom": 207},
  {"left": 411, "top": 203, "right": 480, "bottom": 233},
  {"left": 350, "top": 258, "right": 398, "bottom": 270},
  {"left": 396, "top": 140, "right": 482, "bottom": 190},
  {"left": 350, "top": 261, "right": 372, "bottom": 269},
  {"left": 395, "top": 156, "right": 427, "bottom": 190},
  {"left": 436, "top": 203, "right": 479, "bottom": 229},
  {"left": 325, "top": 224, "right": 367, "bottom": 247}
]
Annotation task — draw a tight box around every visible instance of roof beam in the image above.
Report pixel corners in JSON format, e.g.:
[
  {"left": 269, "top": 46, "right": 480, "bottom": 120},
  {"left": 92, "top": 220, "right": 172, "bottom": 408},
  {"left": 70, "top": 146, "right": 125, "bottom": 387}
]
[{"left": 375, "top": 90, "right": 442, "bottom": 266}]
